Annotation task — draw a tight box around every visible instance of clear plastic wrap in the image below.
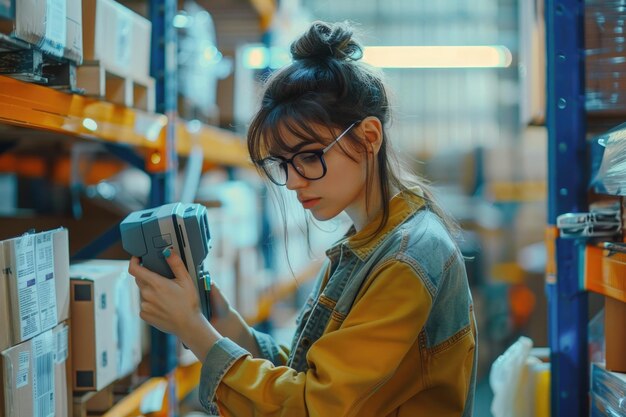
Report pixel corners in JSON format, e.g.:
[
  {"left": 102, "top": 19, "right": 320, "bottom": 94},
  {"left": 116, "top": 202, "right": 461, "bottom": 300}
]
[
  {"left": 592, "top": 363, "right": 626, "bottom": 415},
  {"left": 591, "top": 124, "right": 626, "bottom": 195},
  {"left": 591, "top": 391, "right": 625, "bottom": 417}
]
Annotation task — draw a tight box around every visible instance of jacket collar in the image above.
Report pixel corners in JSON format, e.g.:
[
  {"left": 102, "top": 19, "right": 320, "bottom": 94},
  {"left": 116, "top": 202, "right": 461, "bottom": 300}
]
[{"left": 326, "top": 188, "right": 426, "bottom": 261}]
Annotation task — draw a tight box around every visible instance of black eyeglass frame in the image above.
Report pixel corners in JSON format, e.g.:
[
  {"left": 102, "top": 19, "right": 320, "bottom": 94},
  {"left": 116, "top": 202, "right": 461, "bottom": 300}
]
[{"left": 257, "top": 120, "right": 361, "bottom": 186}]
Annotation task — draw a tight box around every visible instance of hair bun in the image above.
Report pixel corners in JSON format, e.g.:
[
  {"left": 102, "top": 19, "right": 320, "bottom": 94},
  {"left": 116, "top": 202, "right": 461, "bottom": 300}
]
[{"left": 290, "top": 21, "right": 363, "bottom": 62}]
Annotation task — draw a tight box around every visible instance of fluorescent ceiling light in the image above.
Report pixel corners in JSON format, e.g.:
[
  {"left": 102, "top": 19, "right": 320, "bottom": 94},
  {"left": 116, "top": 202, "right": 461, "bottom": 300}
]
[{"left": 362, "top": 46, "right": 512, "bottom": 68}]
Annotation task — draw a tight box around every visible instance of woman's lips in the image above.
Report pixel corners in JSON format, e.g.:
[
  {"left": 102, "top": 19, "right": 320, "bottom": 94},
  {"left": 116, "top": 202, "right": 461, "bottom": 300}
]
[{"left": 301, "top": 198, "right": 321, "bottom": 209}]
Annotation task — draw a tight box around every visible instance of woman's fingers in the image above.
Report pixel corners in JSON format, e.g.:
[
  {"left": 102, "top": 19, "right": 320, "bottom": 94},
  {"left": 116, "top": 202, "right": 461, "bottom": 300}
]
[
  {"left": 206, "top": 280, "right": 233, "bottom": 319},
  {"left": 209, "top": 280, "right": 228, "bottom": 305},
  {"left": 129, "top": 249, "right": 207, "bottom": 336},
  {"left": 129, "top": 256, "right": 163, "bottom": 289},
  {"left": 163, "top": 249, "right": 193, "bottom": 285}
]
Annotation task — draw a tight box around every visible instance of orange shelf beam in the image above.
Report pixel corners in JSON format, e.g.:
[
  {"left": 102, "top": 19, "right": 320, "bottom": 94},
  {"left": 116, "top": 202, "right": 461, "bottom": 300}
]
[
  {"left": 174, "top": 361, "right": 202, "bottom": 403},
  {"left": 0, "top": 76, "right": 253, "bottom": 172},
  {"left": 102, "top": 377, "right": 167, "bottom": 417},
  {"left": 176, "top": 121, "right": 252, "bottom": 169},
  {"left": 487, "top": 181, "right": 547, "bottom": 202},
  {"left": 0, "top": 154, "right": 126, "bottom": 184},
  {"left": 0, "top": 75, "right": 168, "bottom": 150},
  {"left": 100, "top": 363, "right": 202, "bottom": 417},
  {"left": 584, "top": 245, "right": 626, "bottom": 303}
]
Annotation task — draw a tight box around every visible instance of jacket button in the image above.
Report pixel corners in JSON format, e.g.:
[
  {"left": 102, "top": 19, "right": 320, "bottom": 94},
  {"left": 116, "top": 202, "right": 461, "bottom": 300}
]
[{"left": 301, "top": 337, "right": 311, "bottom": 348}]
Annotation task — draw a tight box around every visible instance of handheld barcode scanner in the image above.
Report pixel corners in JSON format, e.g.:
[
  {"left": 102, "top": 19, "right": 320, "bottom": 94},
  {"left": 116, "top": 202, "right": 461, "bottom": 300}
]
[{"left": 119, "top": 203, "right": 212, "bottom": 321}]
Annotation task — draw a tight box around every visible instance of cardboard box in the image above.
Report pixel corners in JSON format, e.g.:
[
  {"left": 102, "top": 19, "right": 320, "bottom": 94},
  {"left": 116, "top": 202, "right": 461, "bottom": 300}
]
[
  {"left": 0, "top": 321, "right": 71, "bottom": 417},
  {"left": 0, "top": 228, "right": 70, "bottom": 352},
  {"left": 70, "top": 260, "right": 141, "bottom": 391},
  {"left": 131, "top": 15, "right": 151, "bottom": 82},
  {"left": 0, "top": 0, "right": 82, "bottom": 62},
  {"left": 605, "top": 296, "right": 626, "bottom": 373},
  {"left": 82, "top": 0, "right": 151, "bottom": 80}
]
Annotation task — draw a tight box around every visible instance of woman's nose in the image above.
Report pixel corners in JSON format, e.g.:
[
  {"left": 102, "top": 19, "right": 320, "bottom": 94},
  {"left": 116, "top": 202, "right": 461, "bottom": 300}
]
[{"left": 285, "top": 164, "right": 308, "bottom": 190}]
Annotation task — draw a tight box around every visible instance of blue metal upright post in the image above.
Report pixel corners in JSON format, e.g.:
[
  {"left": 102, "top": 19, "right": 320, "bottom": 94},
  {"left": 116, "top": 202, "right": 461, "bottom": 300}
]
[
  {"left": 545, "top": 1, "right": 589, "bottom": 416},
  {"left": 149, "top": 0, "right": 178, "bottom": 382}
]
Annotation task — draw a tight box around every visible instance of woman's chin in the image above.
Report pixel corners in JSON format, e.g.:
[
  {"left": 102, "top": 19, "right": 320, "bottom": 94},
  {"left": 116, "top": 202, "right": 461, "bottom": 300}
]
[{"left": 309, "top": 208, "right": 340, "bottom": 222}]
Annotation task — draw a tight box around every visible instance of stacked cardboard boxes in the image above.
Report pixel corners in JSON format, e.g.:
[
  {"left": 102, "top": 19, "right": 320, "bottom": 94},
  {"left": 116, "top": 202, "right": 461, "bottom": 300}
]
[
  {"left": 82, "top": 0, "right": 151, "bottom": 81},
  {"left": 0, "top": 231, "right": 145, "bottom": 415},
  {"left": 78, "top": 0, "right": 154, "bottom": 111},
  {"left": 0, "top": 0, "right": 83, "bottom": 63},
  {"left": 0, "top": 228, "right": 72, "bottom": 417},
  {"left": 69, "top": 260, "right": 142, "bottom": 392}
]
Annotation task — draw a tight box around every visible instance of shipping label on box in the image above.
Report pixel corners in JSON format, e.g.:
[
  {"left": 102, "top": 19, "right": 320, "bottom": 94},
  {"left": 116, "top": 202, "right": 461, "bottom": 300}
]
[
  {"left": 14, "top": 233, "right": 43, "bottom": 341},
  {"left": 32, "top": 330, "right": 55, "bottom": 417},
  {"left": 0, "top": 228, "right": 70, "bottom": 351},
  {"left": 35, "top": 232, "right": 58, "bottom": 333},
  {"left": 0, "top": 322, "right": 70, "bottom": 417}
]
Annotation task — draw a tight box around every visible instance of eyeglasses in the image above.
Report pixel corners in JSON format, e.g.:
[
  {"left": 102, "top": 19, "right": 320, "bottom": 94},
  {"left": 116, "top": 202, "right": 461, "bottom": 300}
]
[{"left": 257, "top": 121, "right": 360, "bottom": 186}]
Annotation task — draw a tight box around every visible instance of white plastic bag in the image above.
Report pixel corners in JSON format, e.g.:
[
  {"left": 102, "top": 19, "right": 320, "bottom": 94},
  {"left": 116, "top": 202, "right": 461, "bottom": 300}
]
[{"left": 490, "top": 336, "right": 535, "bottom": 417}]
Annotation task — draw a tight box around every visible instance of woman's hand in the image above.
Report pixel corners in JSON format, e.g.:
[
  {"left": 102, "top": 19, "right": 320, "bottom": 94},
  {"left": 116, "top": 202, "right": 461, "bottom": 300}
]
[
  {"left": 206, "top": 279, "right": 263, "bottom": 357},
  {"left": 206, "top": 279, "right": 233, "bottom": 323},
  {"left": 129, "top": 249, "right": 222, "bottom": 360}
]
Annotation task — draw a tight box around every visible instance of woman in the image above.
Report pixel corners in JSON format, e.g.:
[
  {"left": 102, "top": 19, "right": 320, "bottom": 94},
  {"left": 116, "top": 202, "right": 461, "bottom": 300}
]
[{"left": 130, "top": 20, "right": 477, "bottom": 417}]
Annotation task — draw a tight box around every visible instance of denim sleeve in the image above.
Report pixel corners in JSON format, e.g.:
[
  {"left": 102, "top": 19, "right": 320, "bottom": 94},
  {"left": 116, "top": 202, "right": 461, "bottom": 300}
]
[
  {"left": 199, "top": 338, "right": 250, "bottom": 414},
  {"left": 250, "top": 328, "right": 289, "bottom": 366}
]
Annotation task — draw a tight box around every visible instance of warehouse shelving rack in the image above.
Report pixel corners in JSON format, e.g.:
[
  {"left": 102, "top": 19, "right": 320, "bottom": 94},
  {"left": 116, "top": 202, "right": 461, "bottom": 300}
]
[
  {"left": 546, "top": 1, "right": 626, "bottom": 417},
  {"left": 0, "top": 0, "right": 271, "bottom": 413},
  {"left": 545, "top": 1, "right": 588, "bottom": 416},
  {"left": 0, "top": 0, "right": 284, "bottom": 412}
]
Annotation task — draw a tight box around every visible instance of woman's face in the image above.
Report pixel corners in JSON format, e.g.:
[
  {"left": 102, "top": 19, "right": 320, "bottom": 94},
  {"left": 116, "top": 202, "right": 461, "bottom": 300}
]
[{"left": 276, "top": 122, "right": 373, "bottom": 226}]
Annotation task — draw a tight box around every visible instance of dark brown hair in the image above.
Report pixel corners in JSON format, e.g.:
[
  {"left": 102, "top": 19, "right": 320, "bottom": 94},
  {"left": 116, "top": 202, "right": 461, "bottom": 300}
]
[{"left": 248, "top": 21, "right": 459, "bottom": 252}]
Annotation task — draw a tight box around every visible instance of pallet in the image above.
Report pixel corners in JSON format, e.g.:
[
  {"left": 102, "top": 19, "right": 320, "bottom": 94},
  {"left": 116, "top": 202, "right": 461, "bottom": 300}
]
[
  {"left": 77, "top": 60, "right": 156, "bottom": 112},
  {"left": 0, "top": 33, "right": 78, "bottom": 91}
]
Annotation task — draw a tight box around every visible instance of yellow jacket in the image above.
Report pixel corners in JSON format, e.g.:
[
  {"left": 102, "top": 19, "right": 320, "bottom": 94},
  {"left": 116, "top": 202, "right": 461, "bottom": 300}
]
[{"left": 199, "top": 191, "right": 477, "bottom": 416}]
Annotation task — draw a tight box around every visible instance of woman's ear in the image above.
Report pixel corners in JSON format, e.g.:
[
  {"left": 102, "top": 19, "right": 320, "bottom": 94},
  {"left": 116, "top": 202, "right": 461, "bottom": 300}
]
[{"left": 359, "top": 117, "right": 383, "bottom": 156}]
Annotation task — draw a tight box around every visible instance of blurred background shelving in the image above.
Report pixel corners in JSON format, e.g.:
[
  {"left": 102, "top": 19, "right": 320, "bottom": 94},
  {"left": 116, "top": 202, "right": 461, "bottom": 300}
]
[{"left": 546, "top": 1, "right": 626, "bottom": 417}]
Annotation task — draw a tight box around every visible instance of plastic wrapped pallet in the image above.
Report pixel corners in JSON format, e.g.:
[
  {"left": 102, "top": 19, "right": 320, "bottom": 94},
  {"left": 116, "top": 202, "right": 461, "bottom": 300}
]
[
  {"left": 592, "top": 124, "right": 626, "bottom": 196},
  {"left": 0, "top": 0, "right": 82, "bottom": 62}
]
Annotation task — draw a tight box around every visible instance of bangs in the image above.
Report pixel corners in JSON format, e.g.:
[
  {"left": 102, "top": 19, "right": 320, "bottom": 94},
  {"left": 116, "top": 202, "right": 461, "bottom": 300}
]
[{"left": 248, "top": 99, "right": 337, "bottom": 163}]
